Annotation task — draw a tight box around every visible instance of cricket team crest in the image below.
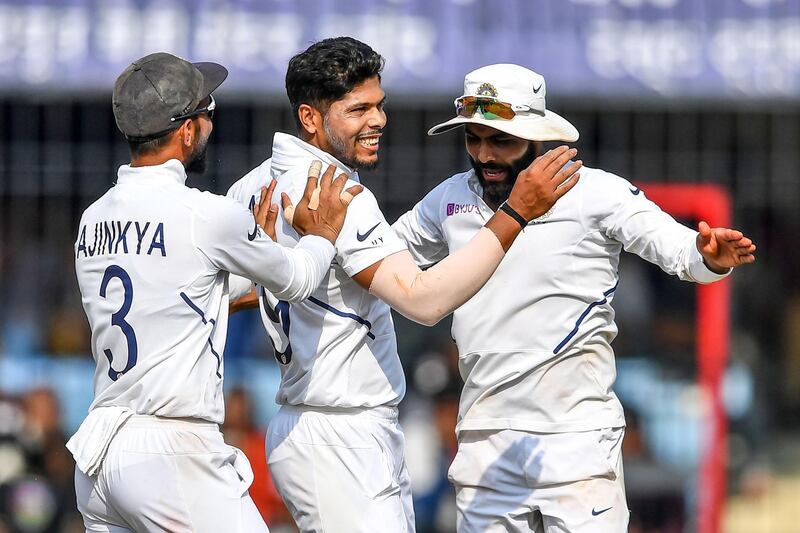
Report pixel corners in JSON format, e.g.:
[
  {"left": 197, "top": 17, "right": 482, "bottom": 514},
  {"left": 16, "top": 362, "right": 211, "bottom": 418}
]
[{"left": 476, "top": 83, "right": 498, "bottom": 98}]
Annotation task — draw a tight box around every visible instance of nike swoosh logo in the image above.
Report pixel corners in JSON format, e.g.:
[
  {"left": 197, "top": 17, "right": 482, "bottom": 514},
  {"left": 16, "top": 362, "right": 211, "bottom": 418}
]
[
  {"left": 629, "top": 187, "right": 641, "bottom": 195},
  {"left": 592, "top": 506, "right": 613, "bottom": 516},
  {"left": 248, "top": 223, "right": 259, "bottom": 241},
  {"left": 356, "top": 222, "right": 381, "bottom": 242},
  {"left": 247, "top": 195, "right": 259, "bottom": 241},
  {"left": 533, "top": 82, "right": 543, "bottom": 94}
]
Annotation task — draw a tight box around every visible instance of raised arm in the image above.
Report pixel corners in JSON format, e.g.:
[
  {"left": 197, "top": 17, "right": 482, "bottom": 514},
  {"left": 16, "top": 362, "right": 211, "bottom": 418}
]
[
  {"left": 203, "top": 162, "right": 362, "bottom": 303},
  {"left": 362, "top": 146, "right": 581, "bottom": 325}
]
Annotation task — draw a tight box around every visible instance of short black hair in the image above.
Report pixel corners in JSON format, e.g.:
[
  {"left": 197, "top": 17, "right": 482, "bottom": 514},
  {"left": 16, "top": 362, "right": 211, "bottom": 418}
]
[
  {"left": 286, "top": 37, "right": 385, "bottom": 132},
  {"left": 126, "top": 129, "right": 177, "bottom": 158}
]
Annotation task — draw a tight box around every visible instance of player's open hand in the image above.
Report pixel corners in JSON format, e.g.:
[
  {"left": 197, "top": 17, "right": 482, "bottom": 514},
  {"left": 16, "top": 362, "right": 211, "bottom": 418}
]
[
  {"left": 282, "top": 161, "right": 364, "bottom": 244},
  {"left": 253, "top": 179, "right": 279, "bottom": 241},
  {"left": 696, "top": 220, "right": 756, "bottom": 273},
  {"left": 506, "top": 146, "right": 581, "bottom": 221}
]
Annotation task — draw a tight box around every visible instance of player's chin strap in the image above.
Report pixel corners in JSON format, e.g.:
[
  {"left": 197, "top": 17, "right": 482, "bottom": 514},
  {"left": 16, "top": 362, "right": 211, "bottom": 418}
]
[{"left": 368, "top": 227, "right": 505, "bottom": 326}]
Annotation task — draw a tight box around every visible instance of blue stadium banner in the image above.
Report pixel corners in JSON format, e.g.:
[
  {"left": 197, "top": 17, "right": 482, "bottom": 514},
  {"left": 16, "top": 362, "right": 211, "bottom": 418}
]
[{"left": 0, "top": 0, "right": 797, "bottom": 98}]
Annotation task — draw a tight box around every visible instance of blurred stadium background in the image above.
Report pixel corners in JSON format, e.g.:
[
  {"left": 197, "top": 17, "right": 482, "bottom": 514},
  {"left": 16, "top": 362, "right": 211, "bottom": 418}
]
[{"left": 0, "top": 0, "right": 798, "bottom": 531}]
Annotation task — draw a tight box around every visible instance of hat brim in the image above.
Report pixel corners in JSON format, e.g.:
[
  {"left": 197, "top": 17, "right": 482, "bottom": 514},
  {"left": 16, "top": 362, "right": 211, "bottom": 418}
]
[
  {"left": 427, "top": 109, "right": 579, "bottom": 142},
  {"left": 194, "top": 62, "right": 228, "bottom": 99}
]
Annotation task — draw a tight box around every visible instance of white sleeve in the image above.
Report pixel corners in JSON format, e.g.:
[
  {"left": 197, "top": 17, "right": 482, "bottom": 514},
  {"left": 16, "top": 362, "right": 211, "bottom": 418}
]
[
  {"left": 333, "top": 186, "right": 408, "bottom": 276},
  {"left": 194, "top": 195, "right": 335, "bottom": 302},
  {"left": 228, "top": 273, "right": 253, "bottom": 300},
  {"left": 392, "top": 183, "right": 449, "bottom": 267},
  {"left": 593, "top": 172, "right": 730, "bottom": 284}
]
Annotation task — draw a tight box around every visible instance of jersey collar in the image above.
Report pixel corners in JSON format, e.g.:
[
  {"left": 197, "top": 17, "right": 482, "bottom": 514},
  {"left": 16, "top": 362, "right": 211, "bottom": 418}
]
[
  {"left": 116, "top": 159, "right": 188, "bottom": 186},
  {"left": 271, "top": 132, "right": 359, "bottom": 183},
  {"left": 466, "top": 169, "right": 485, "bottom": 197}
]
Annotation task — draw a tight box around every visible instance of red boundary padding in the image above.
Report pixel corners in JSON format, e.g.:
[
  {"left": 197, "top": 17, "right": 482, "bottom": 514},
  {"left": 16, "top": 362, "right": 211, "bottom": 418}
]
[{"left": 636, "top": 183, "right": 731, "bottom": 533}]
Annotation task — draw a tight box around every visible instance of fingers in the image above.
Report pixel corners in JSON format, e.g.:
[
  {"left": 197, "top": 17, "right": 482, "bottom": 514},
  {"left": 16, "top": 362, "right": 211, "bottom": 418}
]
[
  {"left": 253, "top": 183, "right": 272, "bottom": 228},
  {"left": 554, "top": 160, "right": 582, "bottom": 188},
  {"left": 341, "top": 185, "right": 364, "bottom": 205},
  {"left": 545, "top": 147, "right": 578, "bottom": 177},
  {"left": 555, "top": 173, "right": 580, "bottom": 198},
  {"left": 282, "top": 192, "right": 295, "bottom": 224},
  {"left": 715, "top": 228, "right": 743, "bottom": 241},
  {"left": 330, "top": 171, "right": 350, "bottom": 196},
  {"left": 302, "top": 160, "right": 323, "bottom": 209},
  {"left": 264, "top": 203, "right": 278, "bottom": 240},
  {"left": 537, "top": 145, "right": 570, "bottom": 169},
  {"left": 309, "top": 164, "right": 336, "bottom": 210},
  {"left": 257, "top": 180, "right": 276, "bottom": 217}
]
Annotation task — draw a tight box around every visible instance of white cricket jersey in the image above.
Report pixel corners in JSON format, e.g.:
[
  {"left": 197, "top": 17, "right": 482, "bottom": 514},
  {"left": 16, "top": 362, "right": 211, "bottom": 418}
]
[
  {"left": 228, "top": 133, "right": 408, "bottom": 408},
  {"left": 75, "top": 159, "right": 335, "bottom": 424},
  {"left": 392, "top": 166, "right": 729, "bottom": 434}
]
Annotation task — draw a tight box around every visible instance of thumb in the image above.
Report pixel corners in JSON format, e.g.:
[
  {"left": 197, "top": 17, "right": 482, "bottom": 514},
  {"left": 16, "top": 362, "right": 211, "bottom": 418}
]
[{"left": 697, "top": 221, "right": 712, "bottom": 239}]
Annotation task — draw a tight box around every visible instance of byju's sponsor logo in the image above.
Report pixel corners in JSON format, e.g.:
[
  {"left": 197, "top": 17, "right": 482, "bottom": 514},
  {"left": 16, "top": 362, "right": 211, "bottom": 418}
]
[{"left": 446, "top": 203, "right": 480, "bottom": 216}]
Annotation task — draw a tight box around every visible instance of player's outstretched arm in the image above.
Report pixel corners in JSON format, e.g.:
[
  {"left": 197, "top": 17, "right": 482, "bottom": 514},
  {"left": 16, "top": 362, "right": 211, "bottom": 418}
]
[
  {"left": 282, "top": 161, "right": 364, "bottom": 244},
  {"left": 696, "top": 220, "right": 756, "bottom": 273},
  {"left": 355, "top": 146, "right": 582, "bottom": 326}
]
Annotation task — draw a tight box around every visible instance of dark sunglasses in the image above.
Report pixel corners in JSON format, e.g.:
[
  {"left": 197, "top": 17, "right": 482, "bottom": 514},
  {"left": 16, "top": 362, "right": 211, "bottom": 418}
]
[
  {"left": 455, "top": 96, "right": 534, "bottom": 120},
  {"left": 171, "top": 94, "right": 216, "bottom": 123}
]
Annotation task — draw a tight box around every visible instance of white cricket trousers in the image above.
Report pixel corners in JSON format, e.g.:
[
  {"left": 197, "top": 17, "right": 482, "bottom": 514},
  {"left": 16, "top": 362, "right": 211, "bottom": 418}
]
[
  {"left": 450, "top": 427, "right": 629, "bottom": 533},
  {"left": 74, "top": 415, "right": 269, "bottom": 533},
  {"left": 266, "top": 405, "right": 415, "bottom": 533}
]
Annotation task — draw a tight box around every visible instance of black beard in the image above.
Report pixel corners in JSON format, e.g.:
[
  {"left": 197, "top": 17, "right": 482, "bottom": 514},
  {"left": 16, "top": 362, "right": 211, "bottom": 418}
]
[
  {"left": 470, "top": 143, "right": 540, "bottom": 207},
  {"left": 323, "top": 115, "right": 380, "bottom": 171},
  {"left": 186, "top": 141, "right": 208, "bottom": 174}
]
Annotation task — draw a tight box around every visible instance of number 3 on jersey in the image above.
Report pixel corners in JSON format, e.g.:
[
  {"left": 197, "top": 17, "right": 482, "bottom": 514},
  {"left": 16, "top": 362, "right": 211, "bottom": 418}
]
[
  {"left": 260, "top": 286, "right": 292, "bottom": 364},
  {"left": 100, "top": 265, "right": 138, "bottom": 381}
]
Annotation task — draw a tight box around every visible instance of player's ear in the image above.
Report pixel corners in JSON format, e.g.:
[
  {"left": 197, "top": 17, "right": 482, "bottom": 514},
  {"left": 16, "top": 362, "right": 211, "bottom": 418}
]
[
  {"left": 178, "top": 119, "right": 193, "bottom": 147},
  {"left": 297, "top": 104, "right": 321, "bottom": 137}
]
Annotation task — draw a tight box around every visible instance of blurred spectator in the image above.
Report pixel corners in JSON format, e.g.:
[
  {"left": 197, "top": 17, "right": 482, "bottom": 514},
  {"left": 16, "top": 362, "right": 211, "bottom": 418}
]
[
  {"left": 222, "top": 387, "right": 294, "bottom": 531},
  {"left": 623, "top": 409, "right": 686, "bottom": 533},
  {"left": 0, "top": 389, "right": 82, "bottom": 532},
  {"left": 404, "top": 342, "right": 461, "bottom": 533}
]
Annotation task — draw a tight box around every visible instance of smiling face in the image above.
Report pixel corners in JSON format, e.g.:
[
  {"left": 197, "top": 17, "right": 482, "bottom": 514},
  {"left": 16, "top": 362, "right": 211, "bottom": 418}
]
[
  {"left": 314, "top": 76, "right": 386, "bottom": 170},
  {"left": 465, "top": 123, "right": 541, "bottom": 208}
]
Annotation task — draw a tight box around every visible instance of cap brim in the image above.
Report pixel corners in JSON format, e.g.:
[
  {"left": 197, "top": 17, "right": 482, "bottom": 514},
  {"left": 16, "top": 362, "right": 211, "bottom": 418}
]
[
  {"left": 194, "top": 62, "right": 228, "bottom": 98},
  {"left": 427, "top": 109, "right": 579, "bottom": 142}
]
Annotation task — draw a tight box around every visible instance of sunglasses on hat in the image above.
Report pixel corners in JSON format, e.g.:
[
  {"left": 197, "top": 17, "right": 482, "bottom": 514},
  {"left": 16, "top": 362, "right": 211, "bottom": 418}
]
[
  {"left": 455, "top": 96, "right": 536, "bottom": 121},
  {"left": 454, "top": 96, "right": 540, "bottom": 120},
  {"left": 171, "top": 94, "right": 216, "bottom": 123}
]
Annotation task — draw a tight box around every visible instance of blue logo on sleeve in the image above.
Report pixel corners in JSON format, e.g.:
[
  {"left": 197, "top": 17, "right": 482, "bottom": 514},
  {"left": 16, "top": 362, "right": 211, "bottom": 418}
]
[{"left": 356, "top": 222, "right": 380, "bottom": 242}]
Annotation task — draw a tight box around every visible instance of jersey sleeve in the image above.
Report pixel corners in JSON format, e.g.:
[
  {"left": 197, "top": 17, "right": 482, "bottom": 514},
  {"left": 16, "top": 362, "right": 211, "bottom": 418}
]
[
  {"left": 194, "top": 194, "right": 335, "bottom": 302},
  {"left": 228, "top": 273, "right": 254, "bottom": 300},
  {"left": 334, "top": 186, "right": 408, "bottom": 277},
  {"left": 590, "top": 171, "right": 729, "bottom": 284},
  {"left": 392, "top": 182, "right": 450, "bottom": 268}
]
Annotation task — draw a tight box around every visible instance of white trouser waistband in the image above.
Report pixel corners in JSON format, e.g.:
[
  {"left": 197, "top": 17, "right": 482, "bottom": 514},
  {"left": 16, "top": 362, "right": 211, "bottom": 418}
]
[
  {"left": 122, "top": 414, "right": 219, "bottom": 431},
  {"left": 281, "top": 404, "right": 398, "bottom": 420}
]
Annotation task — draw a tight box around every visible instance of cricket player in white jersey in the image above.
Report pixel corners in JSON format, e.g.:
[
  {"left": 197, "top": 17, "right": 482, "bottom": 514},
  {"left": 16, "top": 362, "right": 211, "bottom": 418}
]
[
  {"left": 67, "top": 52, "right": 362, "bottom": 532},
  {"left": 227, "top": 39, "right": 581, "bottom": 532},
  {"left": 392, "top": 64, "right": 757, "bottom": 533}
]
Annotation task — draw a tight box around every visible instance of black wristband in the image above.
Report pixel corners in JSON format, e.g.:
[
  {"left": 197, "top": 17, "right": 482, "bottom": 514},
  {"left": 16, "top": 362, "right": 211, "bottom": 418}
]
[{"left": 499, "top": 201, "right": 528, "bottom": 229}]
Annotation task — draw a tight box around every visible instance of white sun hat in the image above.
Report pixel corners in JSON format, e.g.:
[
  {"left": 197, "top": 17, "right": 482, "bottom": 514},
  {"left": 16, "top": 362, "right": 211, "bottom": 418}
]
[{"left": 428, "top": 64, "right": 579, "bottom": 142}]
